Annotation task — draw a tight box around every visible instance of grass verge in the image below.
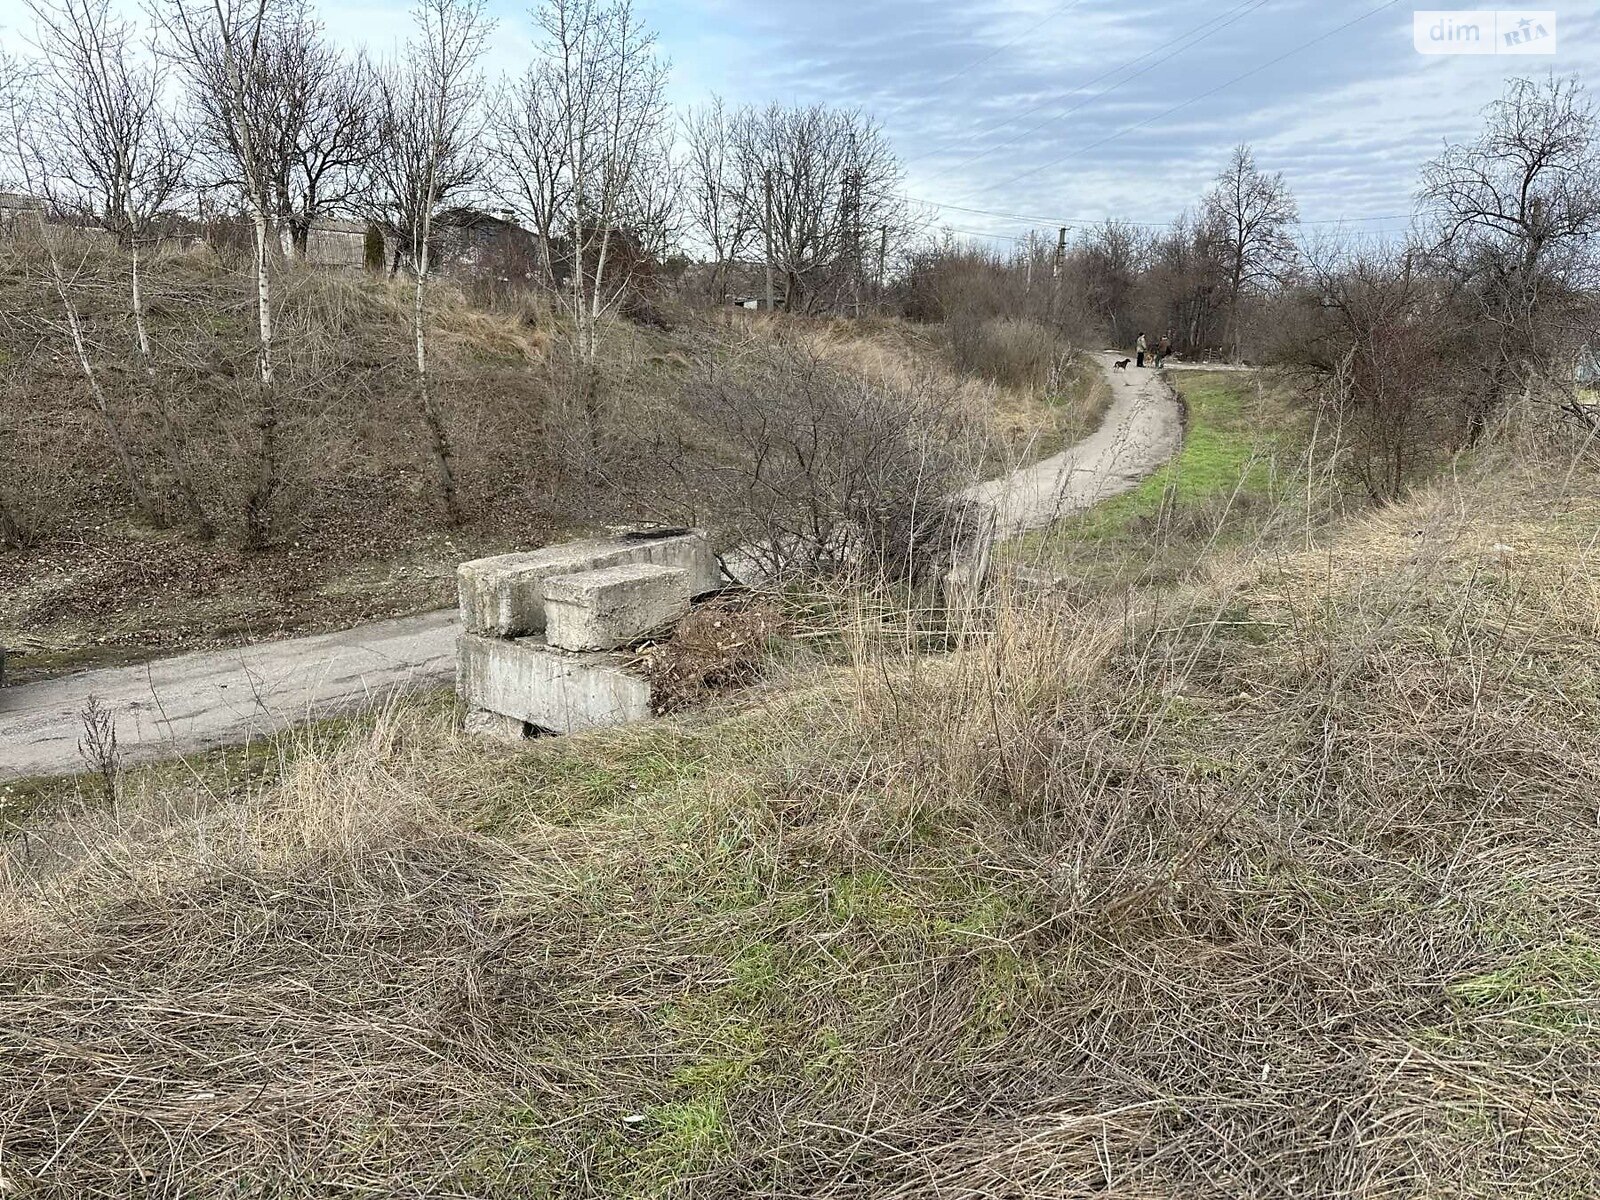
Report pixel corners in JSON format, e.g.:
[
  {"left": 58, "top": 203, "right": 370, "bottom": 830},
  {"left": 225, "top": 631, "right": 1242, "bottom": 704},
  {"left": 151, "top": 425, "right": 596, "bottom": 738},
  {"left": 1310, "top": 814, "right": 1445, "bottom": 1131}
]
[{"left": 1000, "top": 368, "right": 1334, "bottom": 593}]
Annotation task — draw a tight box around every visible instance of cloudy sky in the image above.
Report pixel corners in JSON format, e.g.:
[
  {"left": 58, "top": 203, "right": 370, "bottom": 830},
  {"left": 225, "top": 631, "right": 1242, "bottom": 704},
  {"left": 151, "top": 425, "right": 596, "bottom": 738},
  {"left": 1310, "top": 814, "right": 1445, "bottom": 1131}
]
[
  {"left": 643, "top": 0, "right": 1597, "bottom": 245},
  {"left": 8, "top": 0, "right": 1599, "bottom": 246}
]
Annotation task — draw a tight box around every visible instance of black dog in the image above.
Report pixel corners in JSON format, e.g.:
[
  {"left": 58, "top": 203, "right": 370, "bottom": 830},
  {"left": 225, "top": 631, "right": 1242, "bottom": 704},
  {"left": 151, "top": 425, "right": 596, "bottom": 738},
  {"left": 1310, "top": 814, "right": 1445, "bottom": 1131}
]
[{"left": 1112, "top": 358, "right": 1131, "bottom": 371}]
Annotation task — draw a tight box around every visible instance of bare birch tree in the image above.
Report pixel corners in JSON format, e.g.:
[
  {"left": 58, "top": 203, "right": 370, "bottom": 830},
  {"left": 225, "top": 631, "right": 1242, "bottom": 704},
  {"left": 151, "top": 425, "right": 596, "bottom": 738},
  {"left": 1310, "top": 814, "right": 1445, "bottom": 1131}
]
[
  {"left": 4, "top": 24, "right": 164, "bottom": 525},
  {"left": 534, "top": 0, "right": 670, "bottom": 448},
  {"left": 182, "top": 0, "right": 376, "bottom": 258},
  {"left": 370, "top": 0, "right": 489, "bottom": 524},
  {"left": 27, "top": 0, "right": 210, "bottom": 533},
  {"left": 158, "top": 0, "right": 282, "bottom": 547}
]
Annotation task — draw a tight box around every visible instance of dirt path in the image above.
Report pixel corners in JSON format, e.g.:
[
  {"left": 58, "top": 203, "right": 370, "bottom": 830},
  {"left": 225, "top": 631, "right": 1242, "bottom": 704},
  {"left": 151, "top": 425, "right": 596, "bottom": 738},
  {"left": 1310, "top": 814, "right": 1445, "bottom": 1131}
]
[
  {"left": 2, "top": 354, "right": 1184, "bottom": 779},
  {"left": 1, "top": 611, "right": 458, "bottom": 779},
  {"left": 963, "top": 351, "right": 1184, "bottom": 535}
]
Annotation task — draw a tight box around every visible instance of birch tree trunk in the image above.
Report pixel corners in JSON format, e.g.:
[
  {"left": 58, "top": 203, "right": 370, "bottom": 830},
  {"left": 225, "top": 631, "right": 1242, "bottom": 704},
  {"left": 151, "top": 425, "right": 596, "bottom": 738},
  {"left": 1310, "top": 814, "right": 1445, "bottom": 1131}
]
[
  {"left": 240, "top": 210, "right": 280, "bottom": 549},
  {"left": 413, "top": 241, "right": 461, "bottom": 523},
  {"left": 39, "top": 217, "right": 157, "bottom": 524}
]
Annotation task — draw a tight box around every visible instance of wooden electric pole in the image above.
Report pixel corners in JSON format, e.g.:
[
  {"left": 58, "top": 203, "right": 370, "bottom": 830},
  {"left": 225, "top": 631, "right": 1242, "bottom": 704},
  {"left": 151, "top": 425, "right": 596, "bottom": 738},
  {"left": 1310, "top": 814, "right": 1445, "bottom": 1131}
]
[
  {"left": 764, "top": 170, "right": 775, "bottom": 312},
  {"left": 877, "top": 224, "right": 888, "bottom": 311},
  {"left": 1053, "top": 225, "right": 1067, "bottom": 318}
]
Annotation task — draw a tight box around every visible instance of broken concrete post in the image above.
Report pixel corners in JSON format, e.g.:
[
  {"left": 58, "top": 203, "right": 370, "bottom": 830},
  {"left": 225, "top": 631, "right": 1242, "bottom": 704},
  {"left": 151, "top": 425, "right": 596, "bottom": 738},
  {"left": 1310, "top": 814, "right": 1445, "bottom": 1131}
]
[
  {"left": 457, "top": 632, "right": 653, "bottom": 734},
  {"left": 544, "top": 563, "right": 691, "bottom": 652},
  {"left": 457, "top": 529, "right": 719, "bottom": 638}
]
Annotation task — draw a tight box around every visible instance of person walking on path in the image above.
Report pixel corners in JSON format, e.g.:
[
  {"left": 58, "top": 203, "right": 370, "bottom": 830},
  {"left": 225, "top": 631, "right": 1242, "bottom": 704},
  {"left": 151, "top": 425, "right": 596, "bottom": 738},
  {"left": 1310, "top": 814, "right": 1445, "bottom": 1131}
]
[
  {"left": 1155, "top": 331, "right": 1171, "bottom": 369},
  {"left": 1135, "top": 332, "right": 1148, "bottom": 368}
]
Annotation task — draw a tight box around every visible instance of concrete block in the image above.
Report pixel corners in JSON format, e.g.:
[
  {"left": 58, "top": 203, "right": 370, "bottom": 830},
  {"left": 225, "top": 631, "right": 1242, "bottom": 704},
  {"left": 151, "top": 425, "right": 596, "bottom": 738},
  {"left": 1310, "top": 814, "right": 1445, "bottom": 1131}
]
[
  {"left": 457, "top": 530, "right": 720, "bottom": 638},
  {"left": 457, "top": 633, "right": 652, "bottom": 734},
  {"left": 462, "top": 707, "right": 530, "bottom": 742},
  {"left": 544, "top": 563, "right": 690, "bottom": 651}
]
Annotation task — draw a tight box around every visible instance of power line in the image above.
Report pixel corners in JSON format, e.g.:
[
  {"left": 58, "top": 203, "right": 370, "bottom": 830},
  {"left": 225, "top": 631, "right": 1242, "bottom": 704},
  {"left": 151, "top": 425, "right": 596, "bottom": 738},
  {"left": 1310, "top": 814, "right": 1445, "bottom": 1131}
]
[
  {"left": 906, "top": 0, "right": 1265, "bottom": 166},
  {"left": 915, "top": 0, "right": 1273, "bottom": 186},
  {"left": 858, "top": 180, "right": 1412, "bottom": 230},
  {"left": 918, "top": 0, "right": 1091, "bottom": 97},
  {"left": 883, "top": 192, "right": 1411, "bottom": 230},
  {"left": 937, "top": 220, "right": 1408, "bottom": 246},
  {"left": 964, "top": 0, "right": 1406, "bottom": 200},
  {"left": 942, "top": 226, "right": 1032, "bottom": 243}
]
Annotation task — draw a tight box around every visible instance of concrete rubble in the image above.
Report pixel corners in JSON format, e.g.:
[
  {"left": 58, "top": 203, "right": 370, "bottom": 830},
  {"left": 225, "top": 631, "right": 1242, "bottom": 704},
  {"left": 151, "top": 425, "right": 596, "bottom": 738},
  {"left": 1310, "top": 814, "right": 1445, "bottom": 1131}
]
[
  {"left": 456, "top": 529, "right": 720, "bottom": 739},
  {"left": 457, "top": 529, "right": 719, "bottom": 638},
  {"left": 545, "top": 562, "right": 691, "bottom": 652}
]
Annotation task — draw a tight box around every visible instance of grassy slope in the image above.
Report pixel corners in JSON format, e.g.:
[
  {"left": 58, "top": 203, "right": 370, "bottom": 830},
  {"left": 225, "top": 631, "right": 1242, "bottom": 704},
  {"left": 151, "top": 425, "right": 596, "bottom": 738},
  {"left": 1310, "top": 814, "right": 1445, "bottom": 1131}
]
[
  {"left": 4, "top": 441, "right": 1598, "bottom": 1196},
  {"left": 1, "top": 252, "right": 1081, "bottom": 682}
]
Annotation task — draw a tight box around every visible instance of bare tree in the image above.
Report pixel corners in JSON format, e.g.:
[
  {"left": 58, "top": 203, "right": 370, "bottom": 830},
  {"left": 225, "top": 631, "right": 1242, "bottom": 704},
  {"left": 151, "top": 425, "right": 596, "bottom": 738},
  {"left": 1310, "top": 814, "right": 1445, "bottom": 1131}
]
[
  {"left": 1203, "top": 143, "right": 1299, "bottom": 360},
  {"left": 158, "top": 0, "right": 283, "bottom": 548},
  {"left": 370, "top": 0, "right": 490, "bottom": 524},
  {"left": 1138, "top": 210, "right": 1232, "bottom": 354},
  {"left": 183, "top": 0, "right": 376, "bottom": 258},
  {"left": 1073, "top": 218, "right": 1145, "bottom": 344},
  {"left": 0, "top": 48, "right": 30, "bottom": 193},
  {"left": 681, "top": 96, "right": 750, "bottom": 303},
  {"left": 731, "top": 102, "right": 909, "bottom": 315},
  {"left": 4, "top": 21, "right": 164, "bottom": 526},
  {"left": 27, "top": 0, "right": 210, "bottom": 533},
  {"left": 267, "top": 15, "right": 377, "bottom": 256},
  {"left": 534, "top": 0, "right": 671, "bottom": 449},
  {"left": 1420, "top": 73, "right": 1600, "bottom": 436},
  {"left": 491, "top": 58, "right": 568, "bottom": 289}
]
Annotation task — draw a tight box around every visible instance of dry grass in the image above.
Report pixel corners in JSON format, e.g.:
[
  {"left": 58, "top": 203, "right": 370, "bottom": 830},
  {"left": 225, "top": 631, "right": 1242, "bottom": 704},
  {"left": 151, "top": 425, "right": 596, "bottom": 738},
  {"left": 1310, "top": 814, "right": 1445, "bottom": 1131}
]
[
  {"left": 3, "top": 388, "right": 1599, "bottom": 1196},
  {"left": 800, "top": 317, "right": 1108, "bottom": 470}
]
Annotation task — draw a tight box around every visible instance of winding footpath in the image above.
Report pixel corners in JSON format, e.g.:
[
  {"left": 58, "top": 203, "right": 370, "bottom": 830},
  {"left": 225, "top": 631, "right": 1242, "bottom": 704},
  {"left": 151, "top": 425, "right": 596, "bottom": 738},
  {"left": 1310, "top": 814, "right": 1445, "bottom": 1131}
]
[
  {"left": 0, "top": 352, "right": 1183, "bottom": 779},
  {"left": 964, "top": 350, "right": 1184, "bottom": 535}
]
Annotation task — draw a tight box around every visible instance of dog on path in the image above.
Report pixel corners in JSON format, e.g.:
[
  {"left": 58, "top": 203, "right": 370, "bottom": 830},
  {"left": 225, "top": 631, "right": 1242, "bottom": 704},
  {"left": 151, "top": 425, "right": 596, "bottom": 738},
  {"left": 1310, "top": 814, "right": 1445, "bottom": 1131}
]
[{"left": 1112, "top": 358, "right": 1131, "bottom": 371}]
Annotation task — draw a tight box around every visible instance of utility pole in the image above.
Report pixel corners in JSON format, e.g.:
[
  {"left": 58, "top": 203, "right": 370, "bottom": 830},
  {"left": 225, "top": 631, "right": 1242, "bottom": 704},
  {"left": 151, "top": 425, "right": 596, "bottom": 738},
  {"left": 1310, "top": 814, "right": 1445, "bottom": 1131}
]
[
  {"left": 845, "top": 164, "right": 863, "bottom": 318},
  {"left": 877, "top": 223, "right": 888, "bottom": 312},
  {"left": 1053, "top": 225, "right": 1067, "bottom": 318},
  {"left": 763, "top": 170, "right": 775, "bottom": 312}
]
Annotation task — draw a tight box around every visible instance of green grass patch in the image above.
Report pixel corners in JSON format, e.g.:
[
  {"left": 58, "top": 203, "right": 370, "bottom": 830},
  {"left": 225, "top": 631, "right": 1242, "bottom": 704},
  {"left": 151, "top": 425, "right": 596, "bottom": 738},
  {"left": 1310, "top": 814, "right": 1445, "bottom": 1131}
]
[
  {"left": 1449, "top": 939, "right": 1600, "bottom": 1038},
  {"left": 1001, "top": 370, "right": 1313, "bottom": 584}
]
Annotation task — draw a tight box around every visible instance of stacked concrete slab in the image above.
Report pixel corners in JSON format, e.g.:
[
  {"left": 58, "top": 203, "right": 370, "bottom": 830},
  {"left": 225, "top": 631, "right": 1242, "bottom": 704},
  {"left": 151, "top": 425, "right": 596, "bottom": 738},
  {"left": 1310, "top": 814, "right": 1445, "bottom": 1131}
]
[{"left": 456, "top": 529, "right": 718, "bottom": 737}]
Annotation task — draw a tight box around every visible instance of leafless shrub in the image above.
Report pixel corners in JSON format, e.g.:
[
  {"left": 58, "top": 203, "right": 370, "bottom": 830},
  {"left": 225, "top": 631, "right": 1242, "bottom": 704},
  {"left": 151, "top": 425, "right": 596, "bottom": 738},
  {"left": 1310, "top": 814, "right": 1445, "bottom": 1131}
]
[
  {"left": 948, "top": 314, "right": 1069, "bottom": 392},
  {"left": 75, "top": 694, "right": 121, "bottom": 809},
  {"left": 0, "top": 346, "right": 83, "bottom": 549},
  {"left": 1275, "top": 241, "right": 1471, "bottom": 500},
  {"left": 673, "top": 342, "right": 982, "bottom": 583}
]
